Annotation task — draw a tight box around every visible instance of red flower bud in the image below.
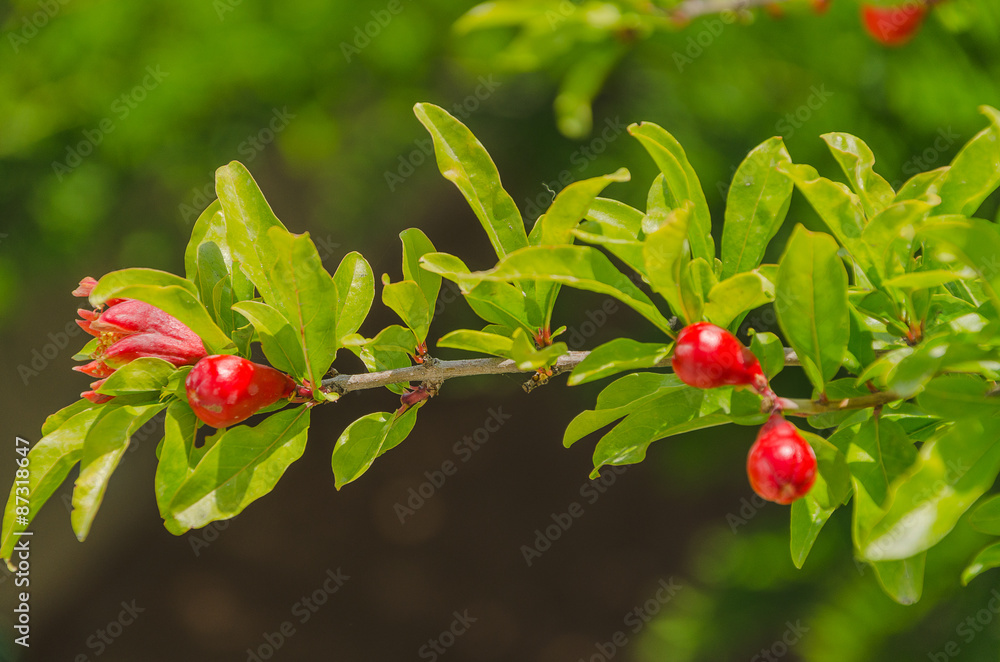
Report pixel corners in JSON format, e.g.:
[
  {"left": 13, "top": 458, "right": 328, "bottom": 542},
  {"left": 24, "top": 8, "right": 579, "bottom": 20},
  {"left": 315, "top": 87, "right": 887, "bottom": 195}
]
[
  {"left": 671, "top": 322, "right": 767, "bottom": 392},
  {"left": 746, "top": 415, "right": 817, "bottom": 505},
  {"left": 82, "top": 379, "right": 114, "bottom": 405},
  {"left": 185, "top": 355, "right": 297, "bottom": 428},
  {"left": 861, "top": 2, "right": 927, "bottom": 46}
]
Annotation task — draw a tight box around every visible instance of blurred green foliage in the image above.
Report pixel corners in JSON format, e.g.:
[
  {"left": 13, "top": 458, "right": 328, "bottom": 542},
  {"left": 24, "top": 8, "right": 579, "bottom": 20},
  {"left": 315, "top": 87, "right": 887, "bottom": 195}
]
[{"left": 3, "top": 0, "right": 1000, "bottom": 659}]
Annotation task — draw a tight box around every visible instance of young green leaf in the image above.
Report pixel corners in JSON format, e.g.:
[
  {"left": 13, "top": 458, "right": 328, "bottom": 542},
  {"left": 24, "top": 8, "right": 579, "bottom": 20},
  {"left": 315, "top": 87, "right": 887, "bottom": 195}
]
[
  {"left": 382, "top": 277, "right": 431, "bottom": 343},
  {"left": 585, "top": 197, "right": 644, "bottom": 239},
  {"left": 721, "top": 137, "right": 793, "bottom": 279},
  {"left": 779, "top": 162, "right": 867, "bottom": 252},
  {"left": 962, "top": 541, "right": 1000, "bottom": 586},
  {"left": 438, "top": 329, "right": 514, "bottom": 357},
  {"left": 231, "top": 301, "right": 307, "bottom": 376},
  {"left": 215, "top": 161, "right": 288, "bottom": 303},
  {"left": 534, "top": 170, "right": 630, "bottom": 246},
  {"left": 703, "top": 270, "right": 775, "bottom": 330},
  {"left": 567, "top": 338, "right": 672, "bottom": 386},
  {"left": 935, "top": 105, "right": 1000, "bottom": 217},
  {"left": 267, "top": 227, "right": 340, "bottom": 392},
  {"left": 870, "top": 555, "right": 926, "bottom": 605},
  {"left": 918, "top": 215, "right": 1000, "bottom": 311},
  {"left": 775, "top": 226, "right": 849, "bottom": 393},
  {"left": 628, "top": 122, "right": 715, "bottom": 263},
  {"left": 95, "top": 358, "right": 177, "bottom": 395},
  {"left": 643, "top": 203, "right": 692, "bottom": 322},
  {"left": 969, "top": 495, "right": 1000, "bottom": 536},
  {"left": 400, "top": 229, "right": 441, "bottom": 315},
  {"left": 790, "top": 496, "right": 836, "bottom": 570},
  {"left": 71, "top": 402, "right": 165, "bottom": 541},
  {"left": 821, "top": 133, "right": 895, "bottom": 219},
  {"left": 332, "top": 408, "right": 418, "bottom": 489},
  {"left": 334, "top": 252, "right": 375, "bottom": 345},
  {"left": 167, "top": 407, "right": 311, "bottom": 532},
  {"left": 414, "top": 103, "right": 528, "bottom": 258},
  {"left": 155, "top": 402, "right": 201, "bottom": 533}
]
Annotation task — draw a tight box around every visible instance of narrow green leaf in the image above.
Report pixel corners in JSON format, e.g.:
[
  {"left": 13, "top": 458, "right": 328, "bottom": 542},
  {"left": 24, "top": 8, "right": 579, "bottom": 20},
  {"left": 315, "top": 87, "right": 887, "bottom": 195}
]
[
  {"left": 643, "top": 203, "right": 692, "bottom": 322},
  {"left": 71, "top": 403, "right": 165, "bottom": 541},
  {"left": 420, "top": 252, "right": 535, "bottom": 332},
  {"left": 1, "top": 408, "right": 104, "bottom": 563},
  {"left": 894, "top": 167, "right": 948, "bottom": 203},
  {"left": 790, "top": 496, "right": 835, "bottom": 569},
  {"left": 917, "top": 375, "right": 997, "bottom": 421},
  {"left": 231, "top": 301, "right": 307, "bottom": 376},
  {"left": 438, "top": 329, "right": 513, "bottom": 357},
  {"left": 215, "top": 161, "right": 287, "bottom": 303},
  {"left": 564, "top": 373, "right": 684, "bottom": 447},
  {"left": 333, "top": 252, "right": 375, "bottom": 344},
  {"left": 801, "top": 430, "right": 851, "bottom": 511},
  {"left": 860, "top": 199, "right": 934, "bottom": 280},
  {"left": 400, "top": 229, "right": 441, "bottom": 318},
  {"left": 586, "top": 197, "right": 644, "bottom": 239},
  {"left": 89, "top": 269, "right": 234, "bottom": 355},
  {"left": 962, "top": 541, "right": 1000, "bottom": 585},
  {"left": 775, "top": 226, "right": 849, "bottom": 393},
  {"left": 629, "top": 122, "right": 715, "bottom": 262},
  {"left": 534, "top": 170, "right": 630, "bottom": 246},
  {"left": 918, "top": 215, "right": 1000, "bottom": 311},
  {"left": 822, "top": 132, "right": 895, "bottom": 218},
  {"left": 267, "top": 228, "right": 339, "bottom": 391},
  {"left": 862, "top": 416, "right": 1000, "bottom": 561},
  {"left": 749, "top": 331, "right": 785, "bottom": 379},
  {"left": 509, "top": 329, "right": 567, "bottom": 370},
  {"left": 847, "top": 417, "right": 918, "bottom": 546},
  {"left": 414, "top": 103, "right": 528, "bottom": 258},
  {"left": 96, "top": 358, "right": 176, "bottom": 395},
  {"left": 168, "top": 407, "right": 311, "bottom": 531},
  {"left": 567, "top": 339, "right": 672, "bottom": 386},
  {"left": 155, "top": 401, "right": 200, "bottom": 532},
  {"left": 779, "top": 162, "right": 866, "bottom": 251},
  {"left": 185, "top": 199, "right": 226, "bottom": 281},
  {"left": 41, "top": 400, "right": 98, "bottom": 436},
  {"left": 721, "top": 137, "right": 793, "bottom": 278},
  {"left": 935, "top": 106, "right": 1000, "bottom": 216},
  {"left": 871, "top": 555, "right": 926, "bottom": 605},
  {"left": 462, "top": 245, "right": 674, "bottom": 336}
]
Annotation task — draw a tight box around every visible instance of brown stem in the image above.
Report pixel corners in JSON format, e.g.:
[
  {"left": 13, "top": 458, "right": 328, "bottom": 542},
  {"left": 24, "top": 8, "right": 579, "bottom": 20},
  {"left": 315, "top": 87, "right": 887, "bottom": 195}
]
[
  {"left": 321, "top": 347, "right": 801, "bottom": 395},
  {"left": 780, "top": 390, "right": 905, "bottom": 418}
]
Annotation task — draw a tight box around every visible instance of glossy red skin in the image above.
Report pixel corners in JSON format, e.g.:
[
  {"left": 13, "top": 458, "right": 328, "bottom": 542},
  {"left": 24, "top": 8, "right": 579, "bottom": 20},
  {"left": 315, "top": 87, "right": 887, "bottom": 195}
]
[
  {"left": 671, "top": 322, "right": 765, "bottom": 390},
  {"left": 186, "top": 355, "right": 296, "bottom": 428},
  {"left": 747, "top": 415, "right": 817, "bottom": 505},
  {"left": 861, "top": 3, "right": 927, "bottom": 46}
]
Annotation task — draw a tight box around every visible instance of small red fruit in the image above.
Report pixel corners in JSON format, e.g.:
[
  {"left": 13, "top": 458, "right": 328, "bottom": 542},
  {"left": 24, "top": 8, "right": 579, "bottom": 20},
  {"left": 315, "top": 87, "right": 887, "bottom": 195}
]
[
  {"left": 672, "top": 322, "right": 767, "bottom": 392},
  {"left": 185, "top": 355, "right": 296, "bottom": 428},
  {"left": 861, "top": 2, "right": 927, "bottom": 46},
  {"left": 747, "top": 415, "right": 817, "bottom": 505}
]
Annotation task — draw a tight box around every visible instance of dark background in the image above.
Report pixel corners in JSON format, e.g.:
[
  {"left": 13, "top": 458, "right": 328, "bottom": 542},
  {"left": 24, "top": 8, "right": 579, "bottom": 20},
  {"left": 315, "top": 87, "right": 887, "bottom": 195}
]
[{"left": 1, "top": 0, "right": 1000, "bottom": 660}]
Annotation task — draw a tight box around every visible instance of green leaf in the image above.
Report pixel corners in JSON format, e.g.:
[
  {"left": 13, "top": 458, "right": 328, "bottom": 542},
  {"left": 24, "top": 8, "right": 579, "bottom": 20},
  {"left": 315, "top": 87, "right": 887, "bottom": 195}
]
[
  {"left": 41, "top": 399, "right": 99, "bottom": 436},
  {"left": 882, "top": 270, "right": 968, "bottom": 289},
  {"left": 167, "top": 407, "right": 311, "bottom": 532},
  {"left": 962, "top": 541, "right": 1000, "bottom": 585},
  {"left": 89, "top": 268, "right": 234, "bottom": 355},
  {"left": 534, "top": 170, "right": 630, "bottom": 245},
  {"left": 919, "top": 215, "right": 1000, "bottom": 312},
  {"left": 935, "top": 106, "right": 1000, "bottom": 216},
  {"left": 861, "top": 416, "right": 1000, "bottom": 561},
  {"left": 333, "top": 252, "right": 375, "bottom": 345},
  {"left": 790, "top": 496, "right": 835, "bottom": 569},
  {"left": 821, "top": 133, "right": 895, "bottom": 219},
  {"left": 267, "top": 227, "right": 339, "bottom": 390},
  {"left": 628, "top": 122, "right": 715, "bottom": 263},
  {"left": 509, "top": 329, "right": 567, "bottom": 370},
  {"left": 382, "top": 277, "right": 431, "bottom": 343},
  {"left": 461, "top": 245, "right": 674, "bottom": 336},
  {"left": 586, "top": 197, "right": 644, "bottom": 239},
  {"left": 567, "top": 339, "right": 672, "bottom": 386},
  {"left": 846, "top": 417, "right": 918, "bottom": 546},
  {"left": 71, "top": 402, "right": 165, "bottom": 541},
  {"left": 749, "top": 331, "right": 785, "bottom": 379},
  {"left": 420, "top": 252, "right": 535, "bottom": 332},
  {"left": 185, "top": 199, "right": 225, "bottom": 281},
  {"left": 438, "top": 329, "right": 513, "bottom": 357},
  {"left": 720, "top": 137, "right": 793, "bottom": 279},
  {"left": 414, "top": 103, "right": 528, "bottom": 258},
  {"left": 703, "top": 270, "right": 775, "bottom": 330},
  {"left": 564, "top": 373, "right": 684, "bottom": 447},
  {"left": 332, "top": 407, "right": 419, "bottom": 489},
  {"left": 870, "top": 555, "right": 926, "bottom": 605},
  {"left": 779, "top": 162, "right": 866, "bottom": 251},
  {"left": 215, "top": 161, "right": 287, "bottom": 303},
  {"left": 1, "top": 407, "right": 103, "bottom": 563},
  {"left": 800, "top": 429, "right": 851, "bottom": 510},
  {"left": 231, "top": 301, "right": 307, "bottom": 376},
  {"left": 643, "top": 203, "right": 692, "bottom": 322},
  {"left": 553, "top": 44, "right": 624, "bottom": 139},
  {"left": 95, "top": 358, "right": 176, "bottom": 395},
  {"left": 894, "top": 167, "right": 948, "bottom": 204},
  {"left": 400, "top": 229, "right": 441, "bottom": 318},
  {"left": 155, "top": 401, "right": 200, "bottom": 531},
  {"left": 860, "top": 199, "right": 935, "bottom": 281},
  {"left": 917, "top": 374, "right": 997, "bottom": 420},
  {"left": 969, "top": 494, "right": 1000, "bottom": 535},
  {"left": 775, "top": 226, "right": 849, "bottom": 393}
]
